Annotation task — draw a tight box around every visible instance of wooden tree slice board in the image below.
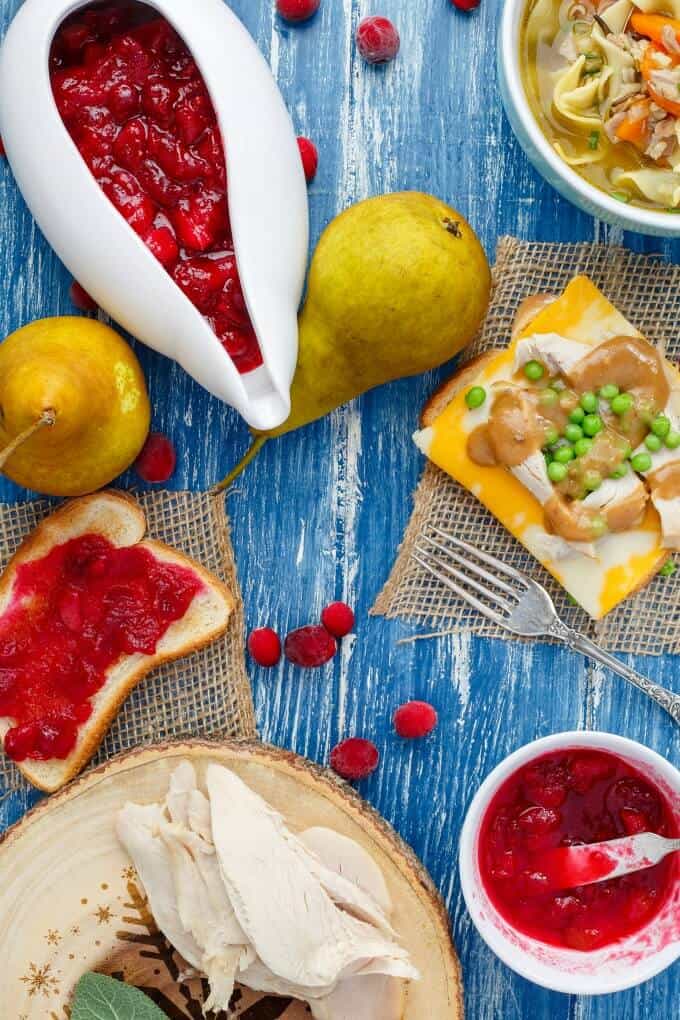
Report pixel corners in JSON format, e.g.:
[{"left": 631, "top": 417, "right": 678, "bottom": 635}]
[{"left": 0, "top": 740, "right": 464, "bottom": 1019}]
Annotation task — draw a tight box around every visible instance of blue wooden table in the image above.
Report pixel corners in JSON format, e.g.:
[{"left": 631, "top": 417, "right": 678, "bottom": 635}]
[{"left": 0, "top": 1, "right": 678, "bottom": 1017}]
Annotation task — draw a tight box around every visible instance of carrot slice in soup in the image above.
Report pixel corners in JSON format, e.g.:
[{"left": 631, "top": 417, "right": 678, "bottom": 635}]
[
  {"left": 630, "top": 12, "right": 680, "bottom": 47},
  {"left": 640, "top": 44, "right": 680, "bottom": 118}
]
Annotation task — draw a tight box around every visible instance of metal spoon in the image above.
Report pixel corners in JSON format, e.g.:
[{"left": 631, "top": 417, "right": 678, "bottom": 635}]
[{"left": 536, "top": 832, "right": 680, "bottom": 890}]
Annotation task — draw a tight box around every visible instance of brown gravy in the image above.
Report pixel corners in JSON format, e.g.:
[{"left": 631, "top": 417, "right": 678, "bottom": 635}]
[
  {"left": 648, "top": 462, "right": 680, "bottom": 501},
  {"left": 569, "top": 336, "right": 669, "bottom": 448}
]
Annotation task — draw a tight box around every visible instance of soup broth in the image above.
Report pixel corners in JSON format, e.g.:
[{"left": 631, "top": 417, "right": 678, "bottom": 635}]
[{"left": 521, "top": 0, "right": 680, "bottom": 212}]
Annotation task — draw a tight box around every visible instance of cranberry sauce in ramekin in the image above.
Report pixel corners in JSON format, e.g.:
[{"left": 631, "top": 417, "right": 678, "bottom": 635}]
[
  {"left": 478, "top": 747, "right": 678, "bottom": 951},
  {"left": 50, "top": 2, "right": 263, "bottom": 373}
]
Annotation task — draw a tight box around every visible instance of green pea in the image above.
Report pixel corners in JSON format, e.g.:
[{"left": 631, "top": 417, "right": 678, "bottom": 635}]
[
  {"left": 665, "top": 430, "right": 680, "bottom": 449},
  {"left": 524, "top": 360, "right": 545, "bottom": 381},
  {"left": 645, "top": 433, "right": 662, "bottom": 452},
  {"left": 554, "top": 444, "right": 575, "bottom": 464},
  {"left": 590, "top": 515, "right": 608, "bottom": 538},
  {"left": 659, "top": 560, "right": 677, "bottom": 577},
  {"left": 583, "top": 470, "right": 602, "bottom": 492},
  {"left": 631, "top": 451, "right": 652, "bottom": 472},
  {"left": 611, "top": 392, "right": 633, "bottom": 415},
  {"left": 548, "top": 461, "right": 568, "bottom": 483},
  {"left": 565, "top": 423, "right": 583, "bottom": 443},
  {"left": 582, "top": 414, "right": 603, "bottom": 437},
  {"left": 610, "top": 462, "right": 629, "bottom": 479},
  {"left": 651, "top": 415, "right": 671, "bottom": 438},
  {"left": 465, "top": 386, "right": 486, "bottom": 409},
  {"left": 569, "top": 406, "right": 585, "bottom": 424},
  {"left": 580, "top": 391, "right": 598, "bottom": 413},
  {"left": 539, "top": 388, "right": 559, "bottom": 407},
  {"left": 599, "top": 383, "right": 620, "bottom": 401},
  {"left": 573, "top": 437, "right": 593, "bottom": 457},
  {"left": 544, "top": 425, "right": 560, "bottom": 447}
]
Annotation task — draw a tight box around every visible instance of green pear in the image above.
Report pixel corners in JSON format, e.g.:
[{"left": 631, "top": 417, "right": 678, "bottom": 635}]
[{"left": 219, "top": 192, "right": 490, "bottom": 486}]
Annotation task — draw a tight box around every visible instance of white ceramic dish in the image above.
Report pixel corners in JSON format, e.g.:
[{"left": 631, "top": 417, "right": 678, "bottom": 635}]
[
  {"left": 459, "top": 731, "right": 680, "bottom": 995},
  {"left": 498, "top": 0, "right": 680, "bottom": 237},
  {"left": 0, "top": 0, "right": 308, "bottom": 430}
]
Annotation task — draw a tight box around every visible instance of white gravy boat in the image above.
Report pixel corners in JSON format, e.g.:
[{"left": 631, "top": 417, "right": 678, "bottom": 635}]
[{"left": 0, "top": 0, "right": 308, "bottom": 431}]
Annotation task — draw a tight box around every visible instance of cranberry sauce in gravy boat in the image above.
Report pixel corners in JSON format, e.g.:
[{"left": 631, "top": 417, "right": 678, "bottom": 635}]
[{"left": 0, "top": 0, "right": 308, "bottom": 430}]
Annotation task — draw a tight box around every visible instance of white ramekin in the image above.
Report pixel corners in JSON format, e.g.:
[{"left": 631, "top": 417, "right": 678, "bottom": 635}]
[
  {"left": 498, "top": 0, "right": 680, "bottom": 237},
  {"left": 459, "top": 731, "right": 680, "bottom": 995}
]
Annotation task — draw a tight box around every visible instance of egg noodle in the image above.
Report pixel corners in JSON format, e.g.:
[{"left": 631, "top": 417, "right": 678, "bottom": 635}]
[{"left": 522, "top": 0, "right": 680, "bottom": 210}]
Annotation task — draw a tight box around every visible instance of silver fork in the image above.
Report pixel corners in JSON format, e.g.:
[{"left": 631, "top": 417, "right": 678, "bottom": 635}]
[{"left": 412, "top": 526, "right": 680, "bottom": 726}]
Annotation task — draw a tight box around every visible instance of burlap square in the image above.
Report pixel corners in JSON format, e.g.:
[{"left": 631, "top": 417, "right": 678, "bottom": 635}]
[
  {"left": 374, "top": 237, "right": 680, "bottom": 655},
  {"left": 0, "top": 490, "right": 255, "bottom": 795}
]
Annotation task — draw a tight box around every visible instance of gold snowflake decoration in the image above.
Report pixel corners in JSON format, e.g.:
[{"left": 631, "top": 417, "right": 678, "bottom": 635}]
[
  {"left": 70, "top": 925, "right": 81, "bottom": 936},
  {"left": 95, "top": 904, "right": 113, "bottom": 925},
  {"left": 121, "top": 865, "right": 137, "bottom": 881},
  {"left": 20, "top": 962, "right": 60, "bottom": 998},
  {"left": 44, "top": 929, "right": 61, "bottom": 946}
]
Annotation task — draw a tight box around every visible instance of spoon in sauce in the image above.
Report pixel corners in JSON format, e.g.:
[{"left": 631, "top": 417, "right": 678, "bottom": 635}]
[{"left": 535, "top": 832, "right": 680, "bottom": 891}]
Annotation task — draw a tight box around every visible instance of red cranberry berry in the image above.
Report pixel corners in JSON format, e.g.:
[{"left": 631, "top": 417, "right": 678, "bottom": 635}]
[
  {"left": 393, "top": 700, "right": 438, "bottom": 739},
  {"left": 276, "top": 0, "right": 320, "bottom": 22},
  {"left": 284, "top": 625, "right": 337, "bottom": 667},
  {"left": 451, "top": 0, "right": 481, "bottom": 10},
  {"left": 297, "top": 137, "right": 318, "bottom": 183},
  {"left": 70, "top": 280, "right": 99, "bottom": 312},
  {"left": 135, "top": 432, "right": 177, "bottom": 483},
  {"left": 321, "top": 601, "right": 354, "bottom": 638},
  {"left": 330, "top": 737, "right": 379, "bottom": 780},
  {"left": 0, "top": 136, "right": 5, "bottom": 158},
  {"left": 248, "top": 627, "right": 282, "bottom": 667},
  {"left": 356, "top": 16, "right": 400, "bottom": 65}
]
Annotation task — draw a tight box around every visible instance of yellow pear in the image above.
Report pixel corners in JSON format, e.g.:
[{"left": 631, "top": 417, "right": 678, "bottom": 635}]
[
  {"left": 220, "top": 192, "right": 490, "bottom": 486},
  {"left": 0, "top": 317, "right": 151, "bottom": 496}
]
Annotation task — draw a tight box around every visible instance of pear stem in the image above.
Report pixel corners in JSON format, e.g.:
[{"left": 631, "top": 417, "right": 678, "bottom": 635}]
[
  {"left": 0, "top": 409, "right": 56, "bottom": 471},
  {"left": 213, "top": 436, "right": 269, "bottom": 492}
]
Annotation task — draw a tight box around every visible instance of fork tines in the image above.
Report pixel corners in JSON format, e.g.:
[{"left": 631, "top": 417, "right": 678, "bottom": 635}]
[{"left": 412, "top": 526, "right": 528, "bottom": 625}]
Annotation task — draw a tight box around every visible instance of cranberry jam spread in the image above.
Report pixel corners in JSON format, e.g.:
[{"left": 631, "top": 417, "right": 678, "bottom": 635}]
[
  {"left": 478, "top": 748, "right": 677, "bottom": 950},
  {"left": 0, "top": 534, "right": 203, "bottom": 762},
  {"left": 51, "top": 3, "right": 263, "bottom": 373}
]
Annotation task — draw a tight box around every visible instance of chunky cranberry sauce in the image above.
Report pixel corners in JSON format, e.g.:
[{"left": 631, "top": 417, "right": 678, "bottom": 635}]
[
  {"left": 478, "top": 748, "right": 677, "bottom": 951},
  {"left": 0, "top": 533, "right": 203, "bottom": 762},
  {"left": 51, "top": 3, "right": 263, "bottom": 373}
]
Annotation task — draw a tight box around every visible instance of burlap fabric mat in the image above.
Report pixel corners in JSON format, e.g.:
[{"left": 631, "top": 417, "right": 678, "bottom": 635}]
[
  {"left": 0, "top": 490, "right": 255, "bottom": 795},
  {"left": 374, "top": 236, "right": 680, "bottom": 656}
]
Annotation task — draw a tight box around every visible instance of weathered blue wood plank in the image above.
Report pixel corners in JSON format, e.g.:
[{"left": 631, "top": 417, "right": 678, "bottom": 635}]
[{"left": 0, "top": 1, "right": 677, "bottom": 1018}]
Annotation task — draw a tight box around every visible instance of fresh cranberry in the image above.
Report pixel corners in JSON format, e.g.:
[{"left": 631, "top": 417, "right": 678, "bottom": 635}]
[
  {"left": 70, "top": 280, "right": 99, "bottom": 312},
  {"left": 356, "top": 16, "right": 400, "bottom": 64},
  {"left": 135, "top": 432, "right": 177, "bottom": 483},
  {"left": 248, "top": 627, "right": 282, "bottom": 667},
  {"left": 297, "top": 136, "right": 318, "bottom": 183},
  {"left": 393, "top": 700, "right": 438, "bottom": 739},
  {"left": 276, "top": 0, "right": 320, "bottom": 23},
  {"left": 284, "top": 625, "right": 337, "bottom": 667},
  {"left": 330, "top": 737, "right": 379, "bottom": 781},
  {"left": 320, "top": 601, "right": 354, "bottom": 638},
  {"left": 0, "top": 136, "right": 6, "bottom": 158},
  {"left": 451, "top": 0, "right": 481, "bottom": 10}
]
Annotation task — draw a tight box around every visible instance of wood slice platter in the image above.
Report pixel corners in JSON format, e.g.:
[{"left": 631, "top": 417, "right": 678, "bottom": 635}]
[{"left": 0, "top": 739, "right": 464, "bottom": 1019}]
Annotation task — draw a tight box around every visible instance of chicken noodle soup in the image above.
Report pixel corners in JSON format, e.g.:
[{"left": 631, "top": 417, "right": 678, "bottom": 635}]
[{"left": 521, "top": 0, "right": 680, "bottom": 210}]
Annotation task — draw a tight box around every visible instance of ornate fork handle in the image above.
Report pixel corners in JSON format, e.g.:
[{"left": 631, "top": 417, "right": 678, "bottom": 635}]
[{"left": 550, "top": 621, "right": 680, "bottom": 725}]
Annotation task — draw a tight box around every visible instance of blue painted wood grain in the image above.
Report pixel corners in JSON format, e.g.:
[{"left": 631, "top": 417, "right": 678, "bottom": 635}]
[{"left": 0, "top": 1, "right": 678, "bottom": 1017}]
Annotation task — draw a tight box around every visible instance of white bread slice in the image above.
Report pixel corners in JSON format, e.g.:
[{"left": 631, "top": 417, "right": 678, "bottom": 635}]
[
  {"left": 416, "top": 283, "right": 670, "bottom": 618},
  {"left": 0, "top": 491, "right": 234, "bottom": 792}
]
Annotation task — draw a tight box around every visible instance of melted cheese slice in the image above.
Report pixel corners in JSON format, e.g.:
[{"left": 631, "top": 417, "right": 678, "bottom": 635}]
[{"left": 414, "top": 277, "right": 668, "bottom": 619}]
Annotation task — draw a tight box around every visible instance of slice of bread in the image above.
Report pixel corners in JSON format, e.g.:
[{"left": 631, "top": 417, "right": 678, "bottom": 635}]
[
  {"left": 416, "top": 279, "right": 671, "bottom": 619},
  {"left": 0, "top": 491, "right": 234, "bottom": 792}
]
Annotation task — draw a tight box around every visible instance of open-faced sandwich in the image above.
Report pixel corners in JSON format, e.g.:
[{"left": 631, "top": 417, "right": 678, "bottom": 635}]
[
  {"left": 0, "top": 491, "right": 233, "bottom": 791},
  {"left": 414, "top": 276, "right": 680, "bottom": 618}
]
